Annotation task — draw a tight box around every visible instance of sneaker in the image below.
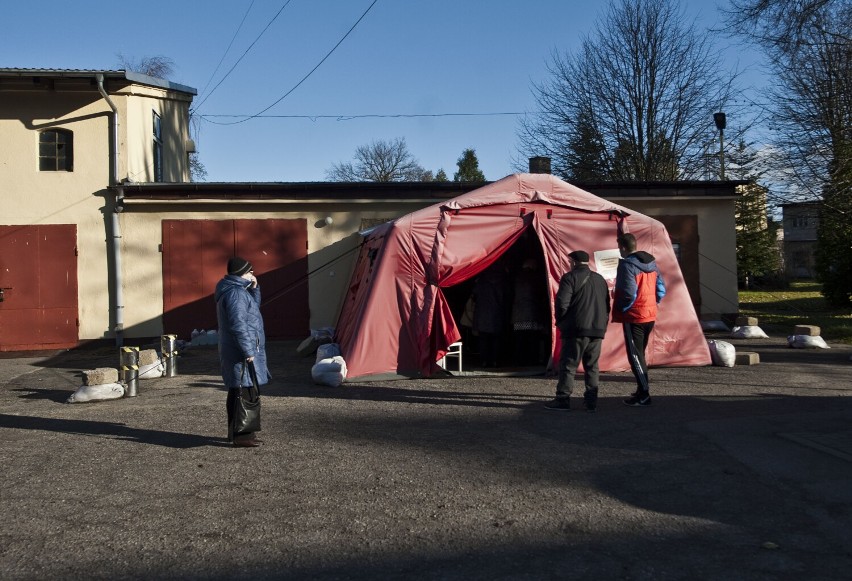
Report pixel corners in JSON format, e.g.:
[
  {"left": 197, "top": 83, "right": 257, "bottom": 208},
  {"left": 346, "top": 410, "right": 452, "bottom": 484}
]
[
  {"left": 623, "top": 393, "right": 652, "bottom": 407},
  {"left": 583, "top": 401, "right": 597, "bottom": 413},
  {"left": 544, "top": 398, "right": 571, "bottom": 411}
]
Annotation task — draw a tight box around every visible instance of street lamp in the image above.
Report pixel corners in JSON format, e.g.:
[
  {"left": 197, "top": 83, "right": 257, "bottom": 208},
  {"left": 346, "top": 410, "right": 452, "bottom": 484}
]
[{"left": 713, "top": 112, "right": 726, "bottom": 180}]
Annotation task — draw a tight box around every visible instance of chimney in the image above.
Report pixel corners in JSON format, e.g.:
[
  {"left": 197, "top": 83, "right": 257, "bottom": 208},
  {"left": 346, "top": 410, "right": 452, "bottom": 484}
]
[{"left": 529, "top": 156, "right": 551, "bottom": 174}]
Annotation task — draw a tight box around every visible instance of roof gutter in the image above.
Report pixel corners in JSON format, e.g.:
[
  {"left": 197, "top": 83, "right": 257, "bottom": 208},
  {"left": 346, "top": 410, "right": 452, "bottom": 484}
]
[{"left": 96, "top": 74, "right": 124, "bottom": 346}]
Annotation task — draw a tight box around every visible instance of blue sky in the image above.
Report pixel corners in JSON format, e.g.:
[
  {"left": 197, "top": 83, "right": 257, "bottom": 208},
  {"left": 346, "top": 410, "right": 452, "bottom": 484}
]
[{"left": 2, "top": 0, "right": 766, "bottom": 182}]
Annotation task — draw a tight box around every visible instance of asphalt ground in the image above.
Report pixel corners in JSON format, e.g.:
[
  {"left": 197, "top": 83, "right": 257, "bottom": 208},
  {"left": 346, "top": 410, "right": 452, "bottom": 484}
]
[{"left": 1, "top": 334, "right": 851, "bottom": 580}]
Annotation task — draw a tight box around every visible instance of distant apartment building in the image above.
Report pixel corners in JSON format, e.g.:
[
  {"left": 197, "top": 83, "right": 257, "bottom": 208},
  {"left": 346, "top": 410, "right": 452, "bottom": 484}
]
[{"left": 781, "top": 202, "right": 821, "bottom": 278}]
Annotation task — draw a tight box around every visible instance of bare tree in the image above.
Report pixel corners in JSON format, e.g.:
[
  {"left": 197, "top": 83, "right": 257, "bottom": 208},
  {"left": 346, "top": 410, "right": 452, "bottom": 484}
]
[
  {"left": 724, "top": 0, "right": 849, "bottom": 48},
  {"left": 725, "top": 0, "right": 852, "bottom": 305},
  {"left": 326, "top": 138, "right": 428, "bottom": 182},
  {"left": 517, "top": 0, "right": 741, "bottom": 181},
  {"left": 116, "top": 54, "right": 175, "bottom": 79}
]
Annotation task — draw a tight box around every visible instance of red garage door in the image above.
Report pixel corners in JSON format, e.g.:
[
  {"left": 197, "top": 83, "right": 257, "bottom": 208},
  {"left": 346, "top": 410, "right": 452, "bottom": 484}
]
[
  {"left": 162, "top": 219, "right": 309, "bottom": 340},
  {"left": 656, "top": 215, "right": 701, "bottom": 310},
  {"left": 0, "top": 225, "right": 78, "bottom": 351}
]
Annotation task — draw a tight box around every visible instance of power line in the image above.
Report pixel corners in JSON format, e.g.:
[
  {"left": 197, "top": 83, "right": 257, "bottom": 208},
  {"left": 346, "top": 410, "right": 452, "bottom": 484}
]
[
  {"left": 196, "top": 0, "right": 256, "bottom": 103},
  {"left": 200, "top": 111, "right": 527, "bottom": 122},
  {"left": 204, "top": 0, "right": 380, "bottom": 126},
  {"left": 193, "top": 0, "right": 295, "bottom": 113}
]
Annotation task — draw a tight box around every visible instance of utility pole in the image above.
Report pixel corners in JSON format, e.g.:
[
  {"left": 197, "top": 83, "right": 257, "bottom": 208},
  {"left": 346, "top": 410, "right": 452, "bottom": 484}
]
[{"left": 713, "top": 112, "right": 726, "bottom": 180}]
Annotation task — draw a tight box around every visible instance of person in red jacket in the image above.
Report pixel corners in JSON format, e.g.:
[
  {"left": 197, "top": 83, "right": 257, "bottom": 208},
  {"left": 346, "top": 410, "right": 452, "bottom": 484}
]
[{"left": 612, "top": 233, "right": 666, "bottom": 406}]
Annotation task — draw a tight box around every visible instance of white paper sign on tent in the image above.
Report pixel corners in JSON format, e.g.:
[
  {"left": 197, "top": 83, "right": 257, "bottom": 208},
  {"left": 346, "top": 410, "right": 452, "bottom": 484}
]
[{"left": 593, "top": 249, "right": 622, "bottom": 281}]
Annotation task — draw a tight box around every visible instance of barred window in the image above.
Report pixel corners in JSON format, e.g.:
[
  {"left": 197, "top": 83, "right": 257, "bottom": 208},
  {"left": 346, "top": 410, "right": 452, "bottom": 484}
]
[
  {"left": 153, "top": 111, "right": 163, "bottom": 182},
  {"left": 39, "top": 129, "right": 73, "bottom": 171}
]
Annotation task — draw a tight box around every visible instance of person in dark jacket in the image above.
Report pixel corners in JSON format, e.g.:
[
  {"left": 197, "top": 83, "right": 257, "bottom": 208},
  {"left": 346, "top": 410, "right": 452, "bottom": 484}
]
[
  {"left": 612, "top": 233, "right": 666, "bottom": 407},
  {"left": 215, "top": 256, "right": 271, "bottom": 447},
  {"left": 472, "top": 260, "right": 509, "bottom": 368},
  {"left": 546, "top": 250, "right": 610, "bottom": 412}
]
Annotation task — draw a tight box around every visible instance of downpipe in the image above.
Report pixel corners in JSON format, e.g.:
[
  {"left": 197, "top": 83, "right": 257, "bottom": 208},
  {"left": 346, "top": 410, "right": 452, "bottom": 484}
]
[{"left": 96, "top": 74, "right": 124, "bottom": 346}]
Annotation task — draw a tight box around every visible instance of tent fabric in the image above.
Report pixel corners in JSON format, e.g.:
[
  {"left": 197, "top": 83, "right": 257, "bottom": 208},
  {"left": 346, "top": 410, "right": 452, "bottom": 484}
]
[{"left": 335, "top": 173, "right": 711, "bottom": 380}]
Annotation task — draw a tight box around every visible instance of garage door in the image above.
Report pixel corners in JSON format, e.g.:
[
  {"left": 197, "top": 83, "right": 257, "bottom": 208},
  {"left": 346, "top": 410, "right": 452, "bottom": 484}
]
[
  {"left": 162, "top": 219, "right": 309, "bottom": 340},
  {"left": 656, "top": 215, "right": 701, "bottom": 310},
  {"left": 0, "top": 224, "right": 78, "bottom": 351}
]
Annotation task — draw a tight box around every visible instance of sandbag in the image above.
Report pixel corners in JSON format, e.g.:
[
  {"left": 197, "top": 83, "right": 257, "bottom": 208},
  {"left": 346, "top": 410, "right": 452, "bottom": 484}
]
[
  {"left": 787, "top": 335, "right": 830, "bottom": 349},
  {"left": 67, "top": 382, "right": 125, "bottom": 403},
  {"left": 731, "top": 325, "right": 769, "bottom": 339},
  {"left": 701, "top": 320, "right": 730, "bottom": 332},
  {"left": 315, "top": 342, "right": 341, "bottom": 363},
  {"left": 311, "top": 356, "right": 347, "bottom": 387},
  {"left": 138, "top": 360, "right": 165, "bottom": 379},
  {"left": 190, "top": 329, "right": 219, "bottom": 346},
  {"left": 708, "top": 340, "right": 736, "bottom": 367}
]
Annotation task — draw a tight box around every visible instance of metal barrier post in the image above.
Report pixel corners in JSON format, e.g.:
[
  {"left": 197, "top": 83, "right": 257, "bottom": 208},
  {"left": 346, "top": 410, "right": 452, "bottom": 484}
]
[
  {"left": 120, "top": 346, "right": 140, "bottom": 397},
  {"left": 161, "top": 334, "right": 178, "bottom": 377}
]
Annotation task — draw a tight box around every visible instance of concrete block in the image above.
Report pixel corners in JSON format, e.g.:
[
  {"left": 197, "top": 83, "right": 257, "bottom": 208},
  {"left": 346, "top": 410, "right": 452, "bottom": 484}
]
[
  {"left": 83, "top": 367, "right": 119, "bottom": 385},
  {"left": 794, "top": 325, "right": 821, "bottom": 336},
  {"left": 736, "top": 316, "right": 758, "bottom": 327},
  {"left": 138, "top": 348, "right": 160, "bottom": 366},
  {"left": 734, "top": 351, "right": 760, "bottom": 366}
]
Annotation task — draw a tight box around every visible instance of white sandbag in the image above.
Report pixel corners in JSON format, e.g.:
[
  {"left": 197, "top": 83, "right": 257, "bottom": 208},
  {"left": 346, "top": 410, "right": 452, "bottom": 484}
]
[
  {"left": 311, "top": 356, "right": 347, "bottom": 387},
  {"left": 787, "top": 335, "right": 830, "bottom": 349},
  {"left": 315, "top": 342, "right": 341, "bottom": 363},
  {"left": 138, "top": 359, "right": 165, "bottom": 379},
  {"left": 190, "top": 329, "right": 219, "bottom": 346},
  {"left": 731, "top": 325, "right": 769, "bottom": 339},
  {"left": 707, "top": 340, "right": 736, "bottom": 367},
  {"left": 67, "top": 382, "right": 125, "bottom": 403},
  {"left": 701, "top": 320, "right": 730, "bottom": 332}
]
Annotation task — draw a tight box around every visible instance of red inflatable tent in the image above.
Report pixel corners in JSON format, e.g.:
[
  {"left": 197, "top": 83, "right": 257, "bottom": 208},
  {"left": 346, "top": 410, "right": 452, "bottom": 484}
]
[{"left": 335, "top": 173, "right": 711, "bottom": 380}]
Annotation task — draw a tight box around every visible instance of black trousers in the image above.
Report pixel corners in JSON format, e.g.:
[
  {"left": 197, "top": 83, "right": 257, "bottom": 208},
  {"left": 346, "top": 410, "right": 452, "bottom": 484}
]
[
  {"left": 556, "top": 333, "right": 602, "bottom": 403},
  {"left": 622, "top": 321, "right": 655, "bottom": 393}
]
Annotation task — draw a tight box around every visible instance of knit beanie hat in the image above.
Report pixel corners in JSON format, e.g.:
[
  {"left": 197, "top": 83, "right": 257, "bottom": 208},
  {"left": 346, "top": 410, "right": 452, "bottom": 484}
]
[
  {"left": 227, "top": 256, "right": 252, "bottom": 276},
  {"left": 568, "top": 250, "right": 590, "bottom": 263}
]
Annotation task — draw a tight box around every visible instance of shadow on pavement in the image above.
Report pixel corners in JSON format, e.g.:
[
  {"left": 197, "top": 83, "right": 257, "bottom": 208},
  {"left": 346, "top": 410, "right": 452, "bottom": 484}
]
[{"left": 0, "top": 413, "right": 226, "bottom": 449}]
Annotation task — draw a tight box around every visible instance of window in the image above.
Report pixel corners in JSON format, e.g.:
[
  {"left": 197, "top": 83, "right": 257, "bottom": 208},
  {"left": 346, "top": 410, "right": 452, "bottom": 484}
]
[
  {"left": 671, "top": 242, "right": 682, "bottom": 262},
  {"left": 39, "top": 129, "right": 73, "bottom": 171},
  {"left": 153, "top": 111, "right": 163, "bottom": 182}
]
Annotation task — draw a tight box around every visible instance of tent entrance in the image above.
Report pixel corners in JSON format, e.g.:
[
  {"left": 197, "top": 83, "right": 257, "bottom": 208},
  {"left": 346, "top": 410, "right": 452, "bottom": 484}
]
[{"left": 442, "top": 228, "right": 551, "bottom": 372}]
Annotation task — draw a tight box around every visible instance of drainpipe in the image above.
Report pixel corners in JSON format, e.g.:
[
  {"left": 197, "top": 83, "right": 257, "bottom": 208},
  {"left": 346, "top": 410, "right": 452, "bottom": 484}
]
[{"left": 96, "top": 74, "right": 124, "bottom": 347}]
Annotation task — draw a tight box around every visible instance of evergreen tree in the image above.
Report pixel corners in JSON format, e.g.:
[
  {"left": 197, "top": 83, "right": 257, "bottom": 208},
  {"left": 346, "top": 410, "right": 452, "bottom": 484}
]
[
  {"left": 735, "top": 183, "right": 781, "bottom": 288},
  {"left": 434, "top": 168, "right": 449, "bottom": 182},
  {"left": 566, "top": 110, "right": 608, "bottom": 180},
  {"left": 453, "top": 148, "right": 486, "bottom": 182},
  {"left": 815, "top": 159, "right": 852, "bottom": 305},
  {"left": 728, "top": 141, "right": 781, "bottom": 288}
]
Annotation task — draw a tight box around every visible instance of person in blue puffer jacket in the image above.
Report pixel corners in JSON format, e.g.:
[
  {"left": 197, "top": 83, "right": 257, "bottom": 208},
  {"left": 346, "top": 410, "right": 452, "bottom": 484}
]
[
  {"left": 215, "top": 256, "right": 271, "bottom": 447},
  {"left": 612, "top": 233, "right": 666, "bottom": 407}
]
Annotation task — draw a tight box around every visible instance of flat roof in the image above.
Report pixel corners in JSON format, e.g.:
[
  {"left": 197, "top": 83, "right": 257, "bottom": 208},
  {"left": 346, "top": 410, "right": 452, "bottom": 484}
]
[
  {"left": 0, "top": 68, "right": 197, "bottom": 95},
  {"left": 117, "top": 179, "right": 746, "bottom": 202}
]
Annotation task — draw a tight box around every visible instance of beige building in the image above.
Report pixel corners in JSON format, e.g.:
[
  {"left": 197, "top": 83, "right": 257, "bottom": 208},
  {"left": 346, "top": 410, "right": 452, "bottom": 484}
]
[
  {"left": 1, "top": 68, "right": 742, "bottom": 351},
  {"left": 0, "top": 69, "right": 195, "bottom": 349}
]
